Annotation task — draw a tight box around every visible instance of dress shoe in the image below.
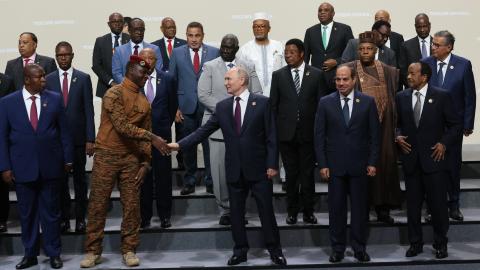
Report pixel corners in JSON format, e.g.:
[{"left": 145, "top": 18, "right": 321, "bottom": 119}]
[
  {"left": 435, "top": 246, "right": 448, "bottom": 259},
  {"left": 227, "top": 254, "right": 247, "bottom": 265},
  {"left": 377, "top": 214, "right": 395, "bottom": 224},
  {"left": 50, "top": 256, "right": 63, "bottom": 269},
  {"left": 449, "top": 208, "right": 464, "bottom": 221},
  {"left": 206, "top": 185, "right": 214, "bottom": 194},
  {"left": 60, "top": 220, "right": 70, "bottom": 233},
  {"left": 140, "top": 220, "right": 151, "bottom": 229},
  {"left": 161, "top": 218, "right": 171, "bottom": 228},
  {"left": 424, "top": 213, "right": 432, "bottom": 223},
  {"left": 16, "top": 256, "right": 38, "bottom": 269},
  {"left": 354, "top": 251, "right": 371, "bottom": 262},
  {"left": 405, "top": 244, "right": 423, "bottom": 257},
  {"left": 270, "top": 254, "right": 287, "bottom": 266},
  {"left": 286, "top": 215, "right": 297, "bottom": 225},
  {"left": 180, "top": 185, "right": 195, "bottom": 195},
  {"left": 329, "top": 251, "right": 344, "bottom": 263},
  {"left": 303, "top": 214, "right": 318, "bottom": 224},
  {"left": 219, "top": 215, "right": 231, "bottom": 226},
  {"left": 75, "top": 220, "right": 86, "bottom": 233},
  {"left": 0, "top": 221, "right": 7, "bottom": 233}
]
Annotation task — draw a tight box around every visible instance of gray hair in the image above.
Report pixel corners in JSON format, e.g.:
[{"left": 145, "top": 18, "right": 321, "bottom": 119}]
[
  {"left": 434, "top": 30, "right": 455, "bottom": 47},
  {"left": 221, "top": 33, "right": 239, "bottom": 47},
  {"left": 234, "top": 66, "right": 249, "bottom": 86}
]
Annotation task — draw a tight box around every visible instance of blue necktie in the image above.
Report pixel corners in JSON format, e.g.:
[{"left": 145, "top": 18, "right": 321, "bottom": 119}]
[
  {"left": 421, "top": 39, "right": 428, "bottom": 59},
  {"left": 342, "top": 97, "right": 350, "bottom": 125},
  {"left": 437, "top": 62, "right": 446, "bottom": 86}
]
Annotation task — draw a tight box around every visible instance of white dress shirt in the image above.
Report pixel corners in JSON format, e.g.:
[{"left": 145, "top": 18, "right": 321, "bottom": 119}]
[
  {"left": 164, "top": 37, "right": 175, "bottom": 49},
  {"left": 189, "top": 46, "right": 203, "bottom": 63},
  {"left": 58, "top": 67, "right": 73, "bottom": 93},
  {"left": 412, "top": 83, "right": 428, "bottom": 116},
  {"left": 144, "top": 69, "right": 158, "bottom": 98},
  {"left": 130, "top": 41, "right": 144, "bottom": 54},
  {"left": 232, "top": 89, "right": 250, "bottom": 126},
  {"left": 22, "top": 88, "right": 41, "bottom": 119},
  {"left": 339, "top": 90, "right": 354, "bottom": 118},
  {"left": 418, "top": 36, "right": 431, "bottom": 57},
  {"left": 290, "top": 62, "right": 305, "bottom": 87},
  {"left": 321, "top": 21, "right": 334, "bottom": 46},
  {"left": 436, "top": 53, "right": 451, "bottom": 75},
  {"left": 111, "top": 33, "right": 124, "bottom": 48}
]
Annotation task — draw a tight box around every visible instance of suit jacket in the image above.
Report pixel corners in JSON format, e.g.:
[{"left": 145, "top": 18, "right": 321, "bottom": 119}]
[
  {"left": 45, "top": 68, "right": 95, "bottom": 146},
  {"left": 399, "top": 36, "right": 432, "bottom": 87},
  {"left": 198, "top": 56, "right": 262, "bottom": 139},
  {"left": 0, "top": 90, "right": 73, "bottom": 182},
  {"left": 112, "top": 41, "right": 163, "bottom": 83},
  {"left": 314, "top": 90, "right": 380, "bottom": 176},
  {"left": 396, "top": 86, "right": 462, "bottom": 174},
  {"left": 179, "top": 93, "right": 278, "bottom": 182},
  {"left": 270, "top": 64, "right": 327, "bottom": 142},
  {"left": 423, "top": 54, "right": 476, "bottom": 130},
  {"left": 92, "top": 32, "right": 130, "bottom": 97},
  {"left": 5, "top": 54, "right": 57, "bottom": 90},
  {"left": 169, "top": 44, "right": 220, "bottom": 114},
  {"left": 388, "top": 31, "right": 404, "bottom": 66},
  {"left": 151, "top": 37, "right": 187, "bottom": 71},
  {"left": 341, "top": 38, "right": 397, "bottom": 67},
  {"left": 0, "top": 72, "right": 14, "bottom": 98}
]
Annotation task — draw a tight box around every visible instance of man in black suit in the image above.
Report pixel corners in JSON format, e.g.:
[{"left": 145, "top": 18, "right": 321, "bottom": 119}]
[
  {"left": 92, "top": 12, "right": 130, "bottom": 98},
  {"left": 374, "top": 10, "right": 404, "bottom": 67},
  {"left": 396, "top": 62, "right": 461, "bottom": 259},
  {"left": 5, "top": 32, "right": 57, "bottom": 90},
  {"left": 152, "top": 17, "right": 187, "bottom": 72},
  {"left": 45, "top": 41, "right": 95, "bottom": 234},
  {"left": 304, "top": 2, "right": 354, "bottom": 93},
  {"left": 168, "top": 67, "right": 286, "bottom": 266},
  {"left": 399, "top": 13, "right": 432, "bottom": 87},
  {"left": 315, "top": 65, "right": 380, "bottom": 263},
  {"left": 270, "top": 39, "right": 327, "bottom": 225}
]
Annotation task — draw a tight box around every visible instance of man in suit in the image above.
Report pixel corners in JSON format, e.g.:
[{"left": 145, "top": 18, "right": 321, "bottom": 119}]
[
  {"left": 422, "top": 30, "right": 476, "bottom": 221},
  {"left": 45, "top": 41, "right": 95, "bottom": 233},
  {"left": 396, "top": 62, "right": 461, "bottom": 259},
  {"left": 315, "top": 65, "right": 380, "bottom": 263},
  {"left": 198, "top": 34, "right": 262, "bottom": 225},
  {"left": 0, "top": 64, "right": 73, "bottom": 269},
  {"left": 168, "top": 66, "right": 286, "bottom": 266},
  {"left": 374, "top": 10, "right": 404, "bottom": 67},
  {"left": 138, "top": 48, "right": 177, "bottom": 229},
  {"left": 399, "top": 13, "right": 432, "bottom": 88},
  {"left": 304, "top": 2, "right": 354, "bottom": 93},
  {"left": 92, "top": 12, "right": 130, "bottom": 98},
  {"left": 5, "top": 32, "right": 57, "bottom": 90},
  {"left": 169, "top": 22, "right": 219, "bottom": 195},
  {"left": 0, "top": 72, "right": 14, "bottom": 97},
  {"left": 152, "top": 17, "right": 187, "bottom": 72},
  {"left": 270, "top": 38, "right": 327, "bottom": 225},
  {"left": 112, "top": 18, "right": 162, "bottom": 84}
]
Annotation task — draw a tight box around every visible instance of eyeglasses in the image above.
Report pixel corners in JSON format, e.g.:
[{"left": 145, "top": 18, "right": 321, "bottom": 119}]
[{"left": 431, "top": 42, "right": 448, "bottom": 48}]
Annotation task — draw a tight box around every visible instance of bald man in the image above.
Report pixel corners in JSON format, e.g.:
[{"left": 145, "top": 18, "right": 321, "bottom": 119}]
[
  {"left": 152, "top": 17, "right": 187, "bottom": 71},
  {"left": 374, "top": 10, "right": 404, "bottom": 68}
]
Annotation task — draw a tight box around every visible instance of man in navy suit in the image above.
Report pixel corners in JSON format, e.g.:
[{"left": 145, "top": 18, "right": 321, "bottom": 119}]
[
  {"left": 0, "top": 64, "right": 73, "bottom": 269},
  {"left": 168, "top": 67, "right": 286, "bottom": 266},
  {"left": 45, "top": 41, "right": 95, "bottom": 233},
  {"left": 138, "top": 48, "right": 177, "bottom": 229},
  {"left": 315, "top": 65, "right": 380, "bottom": 263},
  {"left": 422, "top": 30, "right": 476, "bottom": 221},
  {"left": 112, "top": 18, "right": 162, "bottom": 84},
  {"left": 169, "top": 22, "right": 220, "bottom": 195},
  {"left": 396, "top": 62, "right": 462, "bottom": 259},
  {"left": 152, "top": 17, "right": 187, "bottom": 72}
]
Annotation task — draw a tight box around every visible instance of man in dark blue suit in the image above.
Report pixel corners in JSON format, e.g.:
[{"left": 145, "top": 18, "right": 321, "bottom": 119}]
[
  {"left": 168, "top": 67, "right": 286, "bottom": 266},
  {"left": 138, "top": 48, "right": 177, "bottom": 229},
  {"left": 151, "top": 17, "right": 187, "bottom": 72},
  {"left": 314, "top": 65, "right": 380, "bottom": 263},
  {"left": 0, "top": 64, "right": 73, "bottom": 269},
  {"left": 45, "top": 41, "right": 95, "bottom": 233},
  {"left": 422, "top": 30, "right": 476, "bottom": 221},
  {"left": 396, "top": 62, "right": 462, "bottom": 259}
]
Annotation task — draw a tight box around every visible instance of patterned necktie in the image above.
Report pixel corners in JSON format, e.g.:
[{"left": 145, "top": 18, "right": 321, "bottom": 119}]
[
  {"left": 24, "top": 58, "right": 30, "bottom": 67},
  {"left": 342, "top": 97, "right": 350, "bottom": 125},
  {"left": 322, "top": 25, "right": 328, "bottom": 49},
  {"left": 413, "top": 91, "right": 422, "bottom": 127},
  {"left": 227, "top": 63, "right": 235, "bottom": 69},
  {"left": 293, "top": 68, "right": 300, "bottom": 94},
  {"left": 167, "top": 39, "right": 173, "bottom": 57},
  {"left": 437, "top": 62, "right": 446, "bottom": 86},
  {"left": 114, "top": 35, "right": 120, "bottom": 48},
  {"left": 62, "top": 72, "right": 69, "bottom": 106},
  {"left": 146, "top": 76, "right": 154, "bottom": 103},
  {"left": 421, "top": 39, "right": 428, "bottom": 59},
  {"left": 30, "top": 96, "right": 38, "bottom": 131},
  {"left": 193, "top": 48, "right": 200, "bottom": 73},
  {"left": 133, "top": 45, "right": 139, "bottom": 56},
  {"left": 234, "top": 96, "right": 241, "bottom": 134}
]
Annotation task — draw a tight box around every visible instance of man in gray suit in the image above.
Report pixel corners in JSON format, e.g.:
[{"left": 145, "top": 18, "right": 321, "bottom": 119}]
[{"left": 198, "top": 34, "right": 262, "bottom": 225}]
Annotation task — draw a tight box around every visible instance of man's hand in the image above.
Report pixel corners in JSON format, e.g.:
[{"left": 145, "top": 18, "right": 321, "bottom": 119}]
[
  {"left": 167, "top": 143, "right": 180, "bottom": 151},
  {"left": 367, "top": 166, "right": 376, "bottom": 177},
  {"left": 320, "top": 168, "right": 330, "bottom": 181},
  {"left": 395, "top": 135, "right": 411, "bottom": 154},
  {"left": 266, "top": 168, "right": 278, "bottom": 179},
  {"left": 322, "top": 59, "right": 337, "bottom": 71},
  {"left": 175, "top": 109, "right": 184, "bottom": 123},
  {"left": 65, "top": 164, "right": 73, "bottom": 173},
  {"left": 431, "top": 142, "right": 446, "bottom": 162},
  {"left": 152, "top": 135, "right": 170, "bottom": 155},
  {"left": 134, "top": 166, "right": 149, "bottom": 187},
  {"left": 2, "top": 170, "right": 15, "bottom": 185},
  {"left": 86, "top": 142, "right": 95, "bottom": 157},
  {"left": 464, "top": 129, "right": 473, "bottom": 137}
]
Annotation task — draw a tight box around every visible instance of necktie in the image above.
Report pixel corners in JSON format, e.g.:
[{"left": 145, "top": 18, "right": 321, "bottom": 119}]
[
  {"left": 62, "top": 72, "right": 69, "bottom": 106},
  {"left": 322, "top": 25, "right": 328, "bottom": 49},
  {"left": 261, "top": 45, "right": 269, "bottom": 87},
  {"left": 437, "top": 62, "right": 446, "bottom": 86},
  {"left": 24, "top": 58, "right": 30, "bottom": 67},
  {"left": 234, "top": 96, "right": 241, "bottom": 134},
  {"left": 293, "top": 68, "right": 300, "bottom": 94},
  {"left": 413, "top": 91, "right": 422, "bottom": 127},
  {"left": 146, "top": 76, "right": 154, "bottom": 103},
  {"left": 421, "top": 39, "right": 428, "bottom": 59},
  {"left": 114, "top": 35, "right": 120, "bottom": 48},
  {"left": 167, "top": 39, "right": 173, "bottom": 57},
  {"left": 193, "top": 48, "right": 200, "bottom": 73},
  {"left": 133, "top": 45, "right": 139, "bottom": 56},
  {"left": 227, "top": 63, "right": 235, "bottom": 69},
  {"left": 342, "top": 97, "right": 350, "bottom": 125},
  {"left": 30, "top": 96, "right": 38, "bottom": 131}
]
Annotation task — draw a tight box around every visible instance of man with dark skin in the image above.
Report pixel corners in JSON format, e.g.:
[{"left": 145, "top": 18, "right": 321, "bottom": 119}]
[{"left": 152, "top": 17, "right": 187, "bottom": 72}]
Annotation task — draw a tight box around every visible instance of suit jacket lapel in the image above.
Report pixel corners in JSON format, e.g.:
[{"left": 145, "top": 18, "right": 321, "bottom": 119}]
[
  {"left": 403, "top": 89, "right": 416, "bottom": 128},
  {"left": 284, "top": 67, "right": 298, "bottom": 95},
  {"left": 348, "top": 91, "right": 359, "bottom": 128},
  {"left": 37, "top": 92, "right": 49, "bottom": 132},
  {"left": 418, "top": 87, "right": 435, "bottom": 128},
  {"left": 334, "top": 91, "right": 347, "bottom": 128},
  {"left": 325, "top": 22, "right": 337, "bottom": 51},
  {"left": 442, "top": 54, "right": 456, "bottom": 88},
  {"left": 184, "top": 46, "right": 195, "bottom": 73},
  {"left": 14, "top": 91, "right": 34, "bottom": 132},
  {"left": 240, "top": 94, "right": 255, "bottom": 135}
]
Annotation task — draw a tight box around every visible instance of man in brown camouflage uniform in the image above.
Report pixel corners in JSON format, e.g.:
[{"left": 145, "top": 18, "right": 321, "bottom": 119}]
[{"left": 80, "top": 55, "right": 169, "bottom": 268}]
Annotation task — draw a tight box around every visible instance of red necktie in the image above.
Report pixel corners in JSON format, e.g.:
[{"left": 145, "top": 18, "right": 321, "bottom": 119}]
[
  {"left": 133, "top": 45, "right": 139, "bottom": 56},
  {"left": 24, "top": 58, "right": 30, "bottom": 67},
  {"left": 193, "top": 48, "right": 200, "bottom": 73},
  {"left": 30, "top": 96, "right": 38, "bottom": 131},
  {"left": 62, "top": 72, "right": 69, "bottom": 106},
  {"left": 167, "top": 39, "right": 173, "bottom": 57},
  {"left": 234, "top": 97, "right": 241, "bottom": 134}
]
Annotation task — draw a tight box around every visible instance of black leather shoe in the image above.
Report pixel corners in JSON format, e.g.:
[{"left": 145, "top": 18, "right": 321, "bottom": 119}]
[
  {"left": 270, "top": 254, "right": 287, "bottom": 266},
  {"left": 50, "top": 256, "right": 63, "bottom": 269},
  {"left": 354, "top": 251, "right": 371, "bottom": 262},
  {"left": 227, "top": 254, "right": 247, "bottom": 265},
  {"left": 180, "top": 185, "right": 195, "bottom": 195},
  {"left": 161, "top": 218, "right": 171, "bottom": 228},
  {"left": 0, "top": 222, "right": 7, "bottom": 233},
  {"left": 405, "top": 244, "right": 423, "bottom": 257},
  {"left": 16, "top": 256, "right": 38, "bottom": 269},
  {"left": 377, "top": 214, "right": 395, "bottom": 224},
  {"left": 60, "top": 220, "right": 70, "bottom": 233},
  {"left": 206, "top": 185, "right": 214, "bottom": 194},
  {"left": 286, "top": 215, "right": 297, "bottom": 225},
  {"left": 75, "top": 220, "right": 86, "bottom": 233},
  {"left": 435, "top": 246, "right": 448, "bottom": 259},
  {"left": 329, "top": 252, "right": 344, "bottom": 263},
  {"left": 449, "top": 208, "right": 464, "bottom": 221},
  {"left": 303, "top": 214, "right": 318, "bottom": 224},
  {"left": 424, "top": 213, "right": 432, "bottom": 223},
  {"left": 219, "top": 215, "right": 231, "bottom": 226},
  {"left": 140, "top": 220, "right": 151, "bottom": 229},
  {"left": 281, "top": 183, "right": 286, "bottom": 192}
]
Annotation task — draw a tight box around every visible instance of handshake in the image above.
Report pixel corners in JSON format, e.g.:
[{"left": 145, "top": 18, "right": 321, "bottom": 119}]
[{"left": 151, "top": 135, "right": 180, "bottom": 156}]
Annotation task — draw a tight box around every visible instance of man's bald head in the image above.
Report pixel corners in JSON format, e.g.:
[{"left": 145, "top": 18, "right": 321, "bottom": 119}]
[
  {"left": 139, "top": 48, "right": 157, "bottom": 74},
  {"left": 374, "top": 10, "right": 391, "bottom": 23},
  {"left": 108, "top": 12, "right": 124, "bottom": 35}
]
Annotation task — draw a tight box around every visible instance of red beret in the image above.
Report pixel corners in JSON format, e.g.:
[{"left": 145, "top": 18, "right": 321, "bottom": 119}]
[{"left": 129, "top": 55, "right": 151, "bottom": 70}]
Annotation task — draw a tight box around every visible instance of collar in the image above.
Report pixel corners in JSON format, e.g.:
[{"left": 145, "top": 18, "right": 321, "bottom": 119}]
[
  {"left": 418, "top": 35, "right": 431, "bottom": 44},
  {"left": 291, "top": 62, "right": 305, "bottom": 72},
  {"left": 130, "top": 40, "right": 143, "bottom": 48},
  {"left": 111, "top": 32, "right": 121, "bottom": 38},
  {"left": 22, "top": 88, "right": 41, "bottom": 100},
  {"left": 121, "top": 77, "right": 141, "bottom": 93},
  {"left": 60, "top": 67, "right": 74, "bottom": 76},
  {"left": 165, "top": 37, "right": 175, "bottom": 42},
  {"left": 339, "top": 89, "right": 355, "bottom": 100},
  {"left": 414, "top": 83, "right": 428, "bottom": 96},
  {"left": 235, "top": 88, "right": 250, "bottom": 101},
  {"left": 321, "top": 21, "right": 334, "bottom": 29},
  {"left": 224, "top": 59, "right": 236, "bottom": 65},
  {"left": 189, "top": 45, "right": 203, "bottom": 52},
  {"left": 23, "top": 53, "right": 36, "bottom": 62},
  {"left": 149, "top": 69, "right": 157, "bottom": 79},
  {"left": 436, "top": 53, "right": 452, "bottom": 65}
]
